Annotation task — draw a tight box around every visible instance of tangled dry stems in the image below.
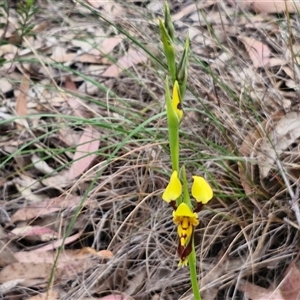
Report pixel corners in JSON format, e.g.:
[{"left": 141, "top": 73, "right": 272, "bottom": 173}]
[{"left": 1, "top": 0, "right": 300, "bottom": 299}]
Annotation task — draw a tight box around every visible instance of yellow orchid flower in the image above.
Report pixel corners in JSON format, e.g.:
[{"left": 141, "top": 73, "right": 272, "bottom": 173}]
[
  {"left": 173, "top": 203, "right": 199, "bottom": 246},
  {"left": 162, "top": 172, "right": 212, "bottom": 267},
  {"left": 172, "top": 81, "right": 183, "bottom": 120},
  {"left": 162, "top": 170, "right": 182, "bottom": 203},
  {"left": 192, "top": 176, "right": 213, "bottom": 204}
]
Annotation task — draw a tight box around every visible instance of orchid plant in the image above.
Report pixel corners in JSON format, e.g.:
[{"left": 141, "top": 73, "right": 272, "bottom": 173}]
[{"left": 159, "top": 3, "right": 214, "bottom": 299}]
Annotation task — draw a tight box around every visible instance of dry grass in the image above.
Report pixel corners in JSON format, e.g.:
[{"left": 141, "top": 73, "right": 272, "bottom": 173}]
[{"left": 1, "top": 0, "right": 300, "bottom": 299}]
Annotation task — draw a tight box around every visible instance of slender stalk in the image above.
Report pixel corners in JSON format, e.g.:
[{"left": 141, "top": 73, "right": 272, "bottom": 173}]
[
  {"left": 168, "top": 123, "right": 179, "bottom": 173},
  {"left": 165, "top": 77, "right": 180, "bottom": 174},
  {"left": 182, "top": 165, "right": 201, "bottom": 300},
  {"left": 188, "top": 242, "right": 201, "bottom": 300},
  {"left": 181, "top": 165, "right": 191, "bottom": 206}
]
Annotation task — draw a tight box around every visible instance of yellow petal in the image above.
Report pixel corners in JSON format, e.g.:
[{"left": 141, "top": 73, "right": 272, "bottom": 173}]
[
  {"left": 172, "top": 81, "right": 183, "bottom": 120},
  {"left": 178, "top": 257, "right": 189, "bottom": 267},
  {"left": 173, "top": 202, "right": 195, "bottom": 218},
  {"left": 192, "top": 176, "right": 213, "bottom": 204},
  {"left": 162, "top": 171, "right": 182, "bottom": 202}
]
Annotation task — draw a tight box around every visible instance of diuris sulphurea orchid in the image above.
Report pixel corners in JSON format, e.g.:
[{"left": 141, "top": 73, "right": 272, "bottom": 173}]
[
  {"left": 162, "top": 171, "right": 213, "bottom": 266},
  {"left": 160, "top": 3, "right": 211, "bottom": 298}
]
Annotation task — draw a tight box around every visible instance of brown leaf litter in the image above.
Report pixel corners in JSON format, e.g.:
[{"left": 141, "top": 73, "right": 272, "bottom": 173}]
[{"left": 1, "top": 0, "right": 300, "bottom": 299}]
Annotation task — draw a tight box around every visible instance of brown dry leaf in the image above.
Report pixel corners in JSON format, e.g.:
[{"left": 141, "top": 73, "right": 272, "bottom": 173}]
[
  {"left": 15, "top": 174, "right": 43, "bottom": 191},
  {"left": 10, "top": 225, "right": 58, "bottom": 242},
  {"left": 280, "top": 261, "right": 300, "bottom": 300},
  {"left": 15, "top": 247, "right": 112, "bottom": 268},
  {"left": 50, "top": 47, "right": 99, "bottom": 64},
  {"left": 32, "top": 21, "right": 50, "bottom": 34},
  {"left": 0, "top": 240, "right": 18, "bottom": 268},
  {"left": 28, "top": 290, "right": 58, "bottom": 300},
  {"left": 65, "top": 75, "right": 77, "bottom": 91},
  {"left": 50, "top": 46, "right": 77, "bottom": 63},
  {"left": 227, "top": 0, "right": 300, "bottom": 14},
  {"left": 78, "top": 53, "right": 101, "bottom": 63},
  {"left": 14, "top": 178, "right": 49, "bottom": 203},
  {"left": 81, "top": 296, "right": 131, "bottom": 300},
  {"left": 259, "top": 111, "right": 300, "bottom": 178},
  {"left": 238, "top": 0, "right": 300, "bottom": 13},
  {"left": 0, "top": 79, "right": 13, "bottom": 94},
  {"left": 79, "top": 297, "right": 129, "bottom": 300},
  {"left": 15, "top": 74, "right": 30, "bottom": 129},
  {"left": 0, "top": 279, "right": 26, "bottom": 294},
  {"left": 98, "top": 296, "right": 127, "bottom": 300},
  {"left": 72, "top": 36, "right": 122, "bottom": 57},
  {"left": 96, "top": 250, "right": 114, "bottom": 259},
  {"left": 97, "top": 0, "right": 124, "bottom": 18},
  {"left": 41, "top": 169, "right": 70, "bottom": 188},
  {"left": 31, "top": 154, "right": 57, "bottom": 175},
  {"left": 33, "top": 231, "right": 83, "bottom": 252},
  {"left": 172, "top": 2, "right": 215, "bottom": 21},
  {"left": 0, "top": 248, "right": 107, "bottom": 288},
  {"left": 64, "top": 76, "right": 93, "bottom": 119},
  {"left": 101, "top": 48, "right": 148, "bottom": 77},
  {"left": 239, "top": 36, "right": 271, "bottom": 68},
  {"left": 15, "top": 250, "right": 61, "bottom": 265},
  {"left": 6, "top": 248, "right": 111, "bottom": 286},
  {"left": 238, "top": 280, "right": 284, "bottom": 300},
  {"left": 67, "top": 127, "right": 100, "bottom": 180},
  {"left": 0, "top": 262, "right": 54, "bottom": 286},
  {"left": 58, "top": 128, "right": 81, "bottom": 147},
  {"left": 85, "top": 0, "right": 104, "bottom": 8},
  {"left": 98, "top": 37, "right": 123, "bottom": 56},
  {"left": 268, "top": 58, "right": 287, "bottom": 67},
  {"left": 0, "top": 44, "right": 18, "bottom": 56},
  {"left": 16, "top": 75, "right": 30, "bottom": 116},
  {"left": 0, "top": 207, "right": 14, "bottom": 229},
  {"left": 73, "top": 247, "right": 113, "bottom": 259},
  {"left": 11, "top": 195, "right": 82, "bottom": 223}
]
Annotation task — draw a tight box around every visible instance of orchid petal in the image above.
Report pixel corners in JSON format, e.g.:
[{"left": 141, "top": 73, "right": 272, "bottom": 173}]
[
  {"left": 162, "top": 171, "right": 182, "bottom": 202},
  {"left": 192, "top": 176, "right": 213, "bottom": 204}
]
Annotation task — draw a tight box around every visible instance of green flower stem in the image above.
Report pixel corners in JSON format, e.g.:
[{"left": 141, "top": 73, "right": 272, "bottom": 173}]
[
  {"left": 182, "top": 165, "right": 201, "bottom": 300},
  {"left": 188, "top": 242, "right": 201, "bottom": 300},
  {"left": 181, "top": 165, "right": 191, "bottom": 207},
  {"left": 165, "top": 77, "right": 179, "bottom": 174}
]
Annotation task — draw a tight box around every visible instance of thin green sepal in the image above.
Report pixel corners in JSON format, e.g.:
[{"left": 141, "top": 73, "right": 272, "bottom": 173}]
[{"left": 176, "top": 33, "right": 190, "bottom": 99}]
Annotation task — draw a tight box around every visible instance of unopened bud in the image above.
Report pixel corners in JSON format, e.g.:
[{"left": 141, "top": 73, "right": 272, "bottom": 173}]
[
  {"left": 159, "top": 19, "right": 176, "bottom": 82},
  {"left": 164, "top": 2, "right": 174, "bottom": 42},
  {"left": 176, "top": 34, "right": 190, "bottom": 98}
]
